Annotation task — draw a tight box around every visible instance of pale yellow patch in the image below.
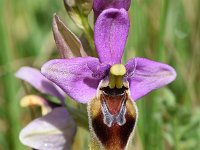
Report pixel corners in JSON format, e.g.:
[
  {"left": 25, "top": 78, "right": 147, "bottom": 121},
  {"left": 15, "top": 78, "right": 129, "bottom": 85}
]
[
  {"left": 110, "top": 64, "right": 126, "bottom": 76},
  {"left": 126, "top": 98, "right": 136, "bottom": 118},
  {"left": 20, "top": 95, "right": 52, "bottom": 115},
  {"left": 88, "top": 97, "right": 101, "bottom": 119}
]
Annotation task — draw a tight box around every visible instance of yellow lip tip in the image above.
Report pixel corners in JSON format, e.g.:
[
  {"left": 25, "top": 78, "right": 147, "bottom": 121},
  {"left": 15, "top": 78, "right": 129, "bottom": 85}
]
[{"left": 110, "top": 64, "right": 126, "bottom": 76}]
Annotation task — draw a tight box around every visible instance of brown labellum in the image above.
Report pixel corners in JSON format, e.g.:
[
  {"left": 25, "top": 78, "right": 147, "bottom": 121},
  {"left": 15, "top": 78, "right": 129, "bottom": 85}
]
[{"left": 88, "top": 85, "right": 137, "bottom": 150}]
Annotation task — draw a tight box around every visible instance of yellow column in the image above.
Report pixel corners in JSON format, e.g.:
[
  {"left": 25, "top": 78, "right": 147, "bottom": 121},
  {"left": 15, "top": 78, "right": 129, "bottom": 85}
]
[{"left": 109, "top": 64, "right": 126, "bottom": 89}]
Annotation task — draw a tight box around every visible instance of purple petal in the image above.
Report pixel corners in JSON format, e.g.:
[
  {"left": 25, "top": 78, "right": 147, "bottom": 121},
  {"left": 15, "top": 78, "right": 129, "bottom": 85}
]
[
  {"left": 93, "top": 0, "right": 131, "bottom": 17},
  {"left": 15, "top": 67, "right": 65, "bottom": 102},
  {"left": 20, "top": 107, "right": 76, "bottom": 150},
  {"left": 125, "top": 57, "right": 177, "bottom": 101},
  {"left": 94, "top": 8, "right": 130, "bottom": 65},
  {"left": 52, "top": 14, "right": 87, "bottom": 59},
  {"left": 41, "top": 57, "right": 105, "bottom": 103}
]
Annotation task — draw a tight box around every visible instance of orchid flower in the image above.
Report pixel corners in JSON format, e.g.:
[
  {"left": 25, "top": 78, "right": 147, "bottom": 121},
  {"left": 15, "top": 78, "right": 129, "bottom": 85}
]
[
  {"left": 16, "top": 13, "right": 92, "bottom": 149},
  {"left": 41, "top": 6, "right": 176, "bottom": 150},
  {"left": 16, "top": 67, "right": 76, "bottom": 150}
]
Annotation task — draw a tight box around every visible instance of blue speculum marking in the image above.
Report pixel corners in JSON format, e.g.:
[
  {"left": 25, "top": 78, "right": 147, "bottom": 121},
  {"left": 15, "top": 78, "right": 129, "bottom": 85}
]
[
  {"left": 100, "top": 86, "right": 127, "bottom": 127},
  {"left": 101, "top": 94, "right": 126, "bottom": 127}
]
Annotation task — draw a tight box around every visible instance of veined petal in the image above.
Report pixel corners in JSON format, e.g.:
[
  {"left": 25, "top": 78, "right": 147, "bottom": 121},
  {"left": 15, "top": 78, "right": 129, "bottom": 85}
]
[
  {"left": 20, "top": 107, "right": 76, "bottom": 150},
  {"left": 125, "top": 57, "right": 176, "bottom": 101},
  {"left": 41, "top": 57, "right": 104, "bottom": 103},
  {"left": 93, "top": 0, "right": 131, "bottom": 17},
  {"left": 15, "top": 67, "right": 65, "bottom": 101},
  {"left": 52, "top": 14, "right": 87, "bottom": 58},
  {"left": 94, "top": 8, "right": 130, "bottom": 65}
]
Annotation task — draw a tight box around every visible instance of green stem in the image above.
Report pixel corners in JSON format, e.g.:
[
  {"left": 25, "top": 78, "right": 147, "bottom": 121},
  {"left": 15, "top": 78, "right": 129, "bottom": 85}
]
[
  {"left": 81, "top": 16, "right": 97, "bottom": 57},
  {"left": 157, "top": 0, "right": 169, "bottom": 61},
  {"left": 0, "top": 1, "right": 24, "bottom": 149}
]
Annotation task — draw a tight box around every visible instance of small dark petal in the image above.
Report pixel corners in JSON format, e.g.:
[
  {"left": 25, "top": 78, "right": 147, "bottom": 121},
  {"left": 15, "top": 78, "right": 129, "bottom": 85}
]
[
  {"left": 101, "top": 86, "right": 128, "bottom": 96},
  {"left": 124, "top": 58, "right": 136, "bottom": 78},
  {"left": 87, "top": 62, "right": 110, "bottom": 79}
]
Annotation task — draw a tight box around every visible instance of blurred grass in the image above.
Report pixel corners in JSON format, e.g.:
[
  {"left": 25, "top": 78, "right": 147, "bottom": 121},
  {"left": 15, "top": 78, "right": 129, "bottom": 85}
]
[
  {"left": 125, "top": 0, "right": 200, "bottom": 150},
  {"left": 0, "top": 0, "right": 199, "bottom": 150}
]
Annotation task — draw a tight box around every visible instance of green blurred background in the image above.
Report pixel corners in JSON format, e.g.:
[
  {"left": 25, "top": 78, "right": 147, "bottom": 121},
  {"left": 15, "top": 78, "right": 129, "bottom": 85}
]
[{"left": 0, "top": 0, "right": 199, "bottom": 150}]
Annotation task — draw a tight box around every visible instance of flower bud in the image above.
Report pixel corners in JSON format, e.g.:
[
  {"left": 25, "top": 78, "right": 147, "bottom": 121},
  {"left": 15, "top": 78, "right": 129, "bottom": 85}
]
[{"left": 63, "top": 0, "right": 93, "bottom": 29}]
